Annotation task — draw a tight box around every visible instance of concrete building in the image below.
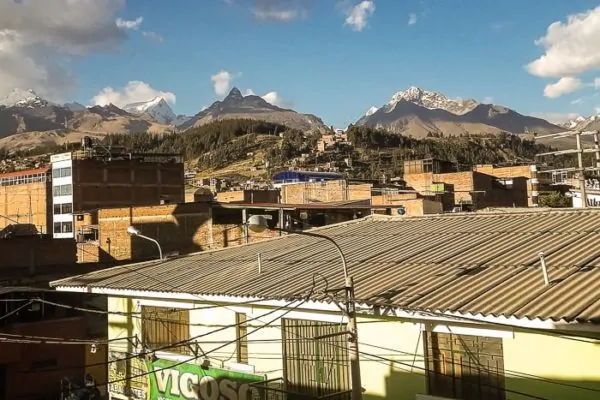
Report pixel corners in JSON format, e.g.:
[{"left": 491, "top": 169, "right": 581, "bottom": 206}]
[
  {"left": 0, "top": 167, "right": 52, "bottom": 234},
  {"left": 52, "top": 209, "right": 600, "bottom": 400},
  {"left": 50, "top": 150, "right": 184, "bottom": 239}
]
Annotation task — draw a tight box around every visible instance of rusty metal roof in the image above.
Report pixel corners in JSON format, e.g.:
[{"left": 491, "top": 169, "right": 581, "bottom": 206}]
[{"left": 51, "top": 209, "right": 600, "bottom": 324}]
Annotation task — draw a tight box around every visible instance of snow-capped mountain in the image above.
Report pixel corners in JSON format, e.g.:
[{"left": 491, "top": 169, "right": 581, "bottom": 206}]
[
  {"left": 386, "top": 86, "right": 479, "bottom": 115},
  {"left": 0, "top": 89, "right": 49, "bottom": 108},
  {"left": 356, "top": 86, "right": 563, "bottom": 138},
  {"left": 123, "top": 97, "right": 189, "bottom": 126},
  {"left": 365, "top": 106, "right": 379, "bottom": 117},
  {"left": 561, "top": 115, "right": 599, "bottom": 131}
]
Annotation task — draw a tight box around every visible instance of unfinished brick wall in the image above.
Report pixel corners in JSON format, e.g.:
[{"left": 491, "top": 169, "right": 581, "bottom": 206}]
[
  {"left": 74, "top": 158, "right": 184, "bottom": 211},
  {"left": 216, "top": 190, "right": 280, "bottom": 204},
  {"left": 0, "top": 181, "right": 52, "bottom": 234},
  {"left": 281, "top": 180, "right": 372, "bottom": 204},
  {"left": 474, "top": 164, "right": 536, "bottom": 206},
  {"left": 96, "top": 202, "right": 281, "bottom": 262},
  {"left": 0, "top": 236, "right": 76, "bottom": 270},
  {"left": 373, "top": 198, "right": 443, "bottom": 216}
]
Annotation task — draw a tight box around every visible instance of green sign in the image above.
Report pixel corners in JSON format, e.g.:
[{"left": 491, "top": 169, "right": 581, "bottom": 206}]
[{"left": 147, "top": 358, "right": 264, "bottom": 400}]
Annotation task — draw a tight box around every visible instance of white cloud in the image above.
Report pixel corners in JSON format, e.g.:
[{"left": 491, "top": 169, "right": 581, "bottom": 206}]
[
  {"left": 483, "top": 96, "right": 494, "bottom": 104},
  {"left": 115, "top": 16, "right": 143, "bottom": 30},
  {"left": 595, "top": 78, "right": 600, "bottom": 89},
  {"left": 0, "top": 0, "right": 128, "bottom": 102},
  {"left": 532, "top": 112, "right": 581, "bottom": 124},
  {"left": 253, "top": 9, "right": 303, "bottom": 21},
  {"left": 344, "top": 1, "right": 375, "bottom": 32},
  {"left": 408, "top": 13, "right": 417, "bottom": 26},
  {"left": 142, "top": 31, "right": 164, "bottom": 43},
  {"left": 571, "top": 98, "right": 584, "bottom": 105},
  {"left": 90, "top": 80, "right": 176, "bottom": 107},
  {"left": 527, "top": 7, "right": 600, "bottom": 77},
  {"left": 211, "top": 70, "right": 237, "bottom": 96},
  {"left": 262, "top": 91, "right": 293, "bottom": 108},
  {"left": 251, "top": 0, "right": 309, "bottom": 21},
  {"left": 244, "top": 88, "right": 293, "bottom": 108},
  {"left": 543, "top": 77, "right": 583, "bottom": 98}
]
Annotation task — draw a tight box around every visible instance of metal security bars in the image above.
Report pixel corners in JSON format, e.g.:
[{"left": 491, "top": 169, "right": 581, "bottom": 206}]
[{"left": 282, "top": 319, "right": 350, "bottom": 398}]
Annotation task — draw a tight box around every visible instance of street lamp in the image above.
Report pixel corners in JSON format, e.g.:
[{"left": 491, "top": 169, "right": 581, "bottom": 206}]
[
  {"left": 126, "top": 225, "right": 163, "bottom": 260},
  {"left": 246, "top": 215, "right": 362, "bottom": 400}
]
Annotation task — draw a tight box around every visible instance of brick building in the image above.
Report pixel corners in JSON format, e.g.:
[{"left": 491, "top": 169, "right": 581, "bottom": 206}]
[
  {"left": 51, "top": 150, "right": 184, "bottom": 239},
  {"left": 0, "top": 168, "right": 52, "bottom": 234},
  {"left": 402, "top": 159, "right": 533, "bottom": 211},
  {"left": 215, "top": 189, "right": 280, "bottom": 204},
  {"left": 77, "top": 199, "right": 371, "bottom": 263},
  {"left": 280, "top": 179, "right": 372, "bottom": 204}
]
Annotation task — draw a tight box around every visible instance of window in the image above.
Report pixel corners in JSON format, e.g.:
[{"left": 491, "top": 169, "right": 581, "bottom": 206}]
[
  {"left": 425, "top": 331, "right": 506, "bottom": 400},
  {"left": 52, "top": 167, "right": 72, "bottom": 179},
  {"left": 236, "top": 313, "right": 248, "bottom": 364},
  {"left": 141, "top": 306, "right": 190, "bottom": 354},
  {"left": 53, "top": 222, "right": 73, "bottom": 234},
  {"left": 282, "top": 319, "right": 349, "bottom": 397},
  {"left": 52, "top": 184, "right": 72, "bottom": 197},
  {"left": 53, "top": 203, "right": 73, "bottom": 215}
]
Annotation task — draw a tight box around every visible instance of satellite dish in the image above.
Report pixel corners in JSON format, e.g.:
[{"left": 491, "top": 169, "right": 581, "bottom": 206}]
[{"left": 397, "top": 207, "right": 406, "bottom": 216}]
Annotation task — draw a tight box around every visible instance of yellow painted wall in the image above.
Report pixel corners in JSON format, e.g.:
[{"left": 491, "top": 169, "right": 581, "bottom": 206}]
[
  {"left": 503, "top": 331, "right": 600, "bottom": 400},
  {"left": 106, "top": 296, "right": 600, "bottom": 400}
]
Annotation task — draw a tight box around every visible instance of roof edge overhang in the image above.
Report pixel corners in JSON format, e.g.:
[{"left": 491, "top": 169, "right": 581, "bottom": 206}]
[{"left": 53, "top": 286, "right": 600, "bottom": 335}]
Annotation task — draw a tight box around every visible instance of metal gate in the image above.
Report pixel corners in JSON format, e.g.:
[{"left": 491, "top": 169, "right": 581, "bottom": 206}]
[{"left": 281, "top": 318, "right": 350, "bottom": 398}]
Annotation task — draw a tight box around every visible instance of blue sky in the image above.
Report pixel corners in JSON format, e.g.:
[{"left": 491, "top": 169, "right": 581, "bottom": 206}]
[{"left": 3, "top": 0, "right": 600, "bottom": 127}]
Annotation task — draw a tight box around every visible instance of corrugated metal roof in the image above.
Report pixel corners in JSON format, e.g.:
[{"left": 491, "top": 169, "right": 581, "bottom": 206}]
[{"left": 51, "top": 209, "right": 600, "bottom": 324}]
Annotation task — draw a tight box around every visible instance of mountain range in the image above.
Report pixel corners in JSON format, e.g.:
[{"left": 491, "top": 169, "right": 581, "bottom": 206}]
[
  {"left": 356, "top": 87, "right": 563, "bottom": 138},
  {"left": 561, "top": 114, "right": 600, "bottom": 132},
  {"left": 0, "top": 86, "right": 570, "bottom": 151}
]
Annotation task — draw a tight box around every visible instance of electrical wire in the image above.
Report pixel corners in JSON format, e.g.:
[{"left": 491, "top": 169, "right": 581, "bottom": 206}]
[
  {"left": 11, "top": 293, "right": 312, "bottom": 374},
  {"left": 87, "top": 295, "right": 312, "bottom": 391},
  {"left": 0, "top": 300, "right": 32, "bottom": 321}
]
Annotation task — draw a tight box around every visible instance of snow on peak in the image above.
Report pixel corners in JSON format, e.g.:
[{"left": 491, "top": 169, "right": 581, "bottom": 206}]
[
  {"left": 365, "top": 106, "right": 379, "bottom": 116},
  {"left": 385, "top": 86, "right": 479, "bottom": 115},
  {"left": 0, "top": 88, "right": 49, "bottom": 108},
  {"left": 123, "top": 96, "right": 179, "bottom": 125}
]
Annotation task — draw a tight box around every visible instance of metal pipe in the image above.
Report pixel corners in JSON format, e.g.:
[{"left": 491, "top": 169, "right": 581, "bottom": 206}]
[
  {"left": 538, "top": 252, "right": 549, "bottom": 286},
  {"left": 258, "top": 253, "right": 262, "bottom": 274},
  {"left": 576, "top": 132, "right": 588, "bottom": 208}
]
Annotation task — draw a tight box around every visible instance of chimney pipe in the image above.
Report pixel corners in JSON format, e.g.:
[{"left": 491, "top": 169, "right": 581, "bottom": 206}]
[{"left": 538, "top": 252, "right": 549, "bottom": 286}]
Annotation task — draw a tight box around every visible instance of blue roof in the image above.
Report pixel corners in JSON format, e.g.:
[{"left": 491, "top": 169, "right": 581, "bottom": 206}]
[{"left": 272, "top": 170, "right": 343, "bottom": 182}]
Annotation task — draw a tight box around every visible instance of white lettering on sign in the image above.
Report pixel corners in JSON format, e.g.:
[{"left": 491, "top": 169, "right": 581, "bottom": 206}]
[
  {"left": 180, "top": 372, "right": 199, "bottom": 399},
  {"left": 50, "top": 152, "right": 72, "bottom": 163},
  {"left": 153, "top": 367, "right": 263, "bottom": 400},
  {"left": 199, "top": 376, "right": 218, "bottom": 400}
]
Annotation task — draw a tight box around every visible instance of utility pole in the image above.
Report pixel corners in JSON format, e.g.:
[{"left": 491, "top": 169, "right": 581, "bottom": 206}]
[{"left": 534, "top": 129, "right": 600, "bottom": 208}]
